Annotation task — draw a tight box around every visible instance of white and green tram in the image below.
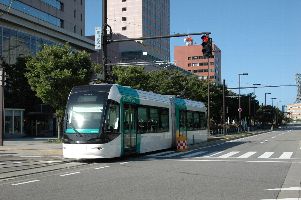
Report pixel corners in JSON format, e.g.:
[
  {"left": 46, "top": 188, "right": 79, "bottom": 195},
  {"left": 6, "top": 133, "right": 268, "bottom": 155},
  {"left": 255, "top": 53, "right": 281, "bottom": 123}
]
[{"left": 63, "top": 84, "right": 207, "bottom": 159}]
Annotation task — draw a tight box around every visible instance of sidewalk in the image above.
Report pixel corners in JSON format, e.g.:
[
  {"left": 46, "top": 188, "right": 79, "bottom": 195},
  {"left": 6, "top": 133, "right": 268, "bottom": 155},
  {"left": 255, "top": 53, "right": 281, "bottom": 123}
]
[{"left": 0, "top": 137, "right": 62, "bottom": 158}]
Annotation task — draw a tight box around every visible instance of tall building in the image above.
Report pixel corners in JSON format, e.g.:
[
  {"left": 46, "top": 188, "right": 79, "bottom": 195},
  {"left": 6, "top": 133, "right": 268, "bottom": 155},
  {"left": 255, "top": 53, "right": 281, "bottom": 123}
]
[
  {"left": 287, "top": 103, "right": 301, "bottom": 121},
  {"left": 107, "top": 0, "right": 170, "bottom": 62},
  {"left": 0, "top": 0, "right": 94, "bottom": 64},
  {"left": 174, "top": 40, "right": 222, "bottom": 84},
  {"left": 0, "top": 0, "right": 94, "bottom": 137}
]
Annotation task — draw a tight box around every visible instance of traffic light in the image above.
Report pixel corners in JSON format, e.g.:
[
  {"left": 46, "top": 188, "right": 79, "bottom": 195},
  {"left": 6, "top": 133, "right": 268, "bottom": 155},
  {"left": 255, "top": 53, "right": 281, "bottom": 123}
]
[{"left": 201, "top": 35, "right": 213, "bottom": 58}]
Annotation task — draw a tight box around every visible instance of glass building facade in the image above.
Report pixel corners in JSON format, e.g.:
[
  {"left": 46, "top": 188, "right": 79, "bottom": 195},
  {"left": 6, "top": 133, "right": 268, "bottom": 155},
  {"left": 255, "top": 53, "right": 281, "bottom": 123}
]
[
  {"left": 0, "top": 25, "right": 55, "bottom": 64},
  {"left": 0, "top": 0, "right": 92, "bottom": 137}
]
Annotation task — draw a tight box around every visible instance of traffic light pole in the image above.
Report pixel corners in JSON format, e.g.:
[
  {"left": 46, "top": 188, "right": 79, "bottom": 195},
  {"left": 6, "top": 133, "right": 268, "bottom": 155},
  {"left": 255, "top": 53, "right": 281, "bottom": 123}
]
[
  {"left": 100, "top": 0, "right": 211, "bottom": 83},
  {"left": 207, "top": 57, "right": 210, "bottom": 136},
  {"left": 0, "top": 58, "right": 4, "bottom": 146}
]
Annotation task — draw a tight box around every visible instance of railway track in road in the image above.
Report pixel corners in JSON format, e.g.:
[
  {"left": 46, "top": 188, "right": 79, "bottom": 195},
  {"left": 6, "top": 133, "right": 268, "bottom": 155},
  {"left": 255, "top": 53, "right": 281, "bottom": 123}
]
[{"left": 0, "top": 156, "right": 91, "bottom": 182}]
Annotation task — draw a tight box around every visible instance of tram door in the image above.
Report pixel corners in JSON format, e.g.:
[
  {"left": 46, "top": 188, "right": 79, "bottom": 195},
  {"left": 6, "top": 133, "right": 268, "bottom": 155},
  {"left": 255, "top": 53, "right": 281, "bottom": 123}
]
[{"left": 123, "top": 104, "right": 137, "bottom": 154}]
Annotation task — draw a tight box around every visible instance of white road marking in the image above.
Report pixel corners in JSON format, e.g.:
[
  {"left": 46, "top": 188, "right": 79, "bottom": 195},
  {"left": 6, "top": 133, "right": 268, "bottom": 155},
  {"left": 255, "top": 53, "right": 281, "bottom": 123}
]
[
  {"left": 179, "top": 159, "right": 230, "bottom": 162},
  {"left": 279, "top": 152, "right": 293, "bottom": 159},
  {"left": 60, "top": 172, "right": 80, "bottom": 177},
  {"left": 258, "top": 152, "right": 274, "bottom": 159},
  {"left": 218, "top": 151, "right": 240, "bottom": 158},
  {"left": 39, "top": 160, "right": 62, "bottom": 163},
  {"left": 266, "top": 187, "right": 301, "bottom": 191},
  {"left": 95, "top": 165, "right": 110, "bottom": 169},
  {"left": 261, "top": 198, "right": 300, "bottom": 200},
  {"left": 237, "top": 152, "right": 256, "bottom": 158},
  {"left": 247, "top": 160, "right": 288, "bottom": 163},
  {"left": 120, "top": 162, "right": 129, "bottom": 165},
  {"left": 203, "top": 151, "right": 224, "bottom": 157},
  {"left": 11, "top": 180, "right": 40, "bottom": 186},
  {"left": 20, "top": 156, "right": 42, "bottom": 158},
  {"left": 181, "top": 151, "right": 207, "bottom": 158}
]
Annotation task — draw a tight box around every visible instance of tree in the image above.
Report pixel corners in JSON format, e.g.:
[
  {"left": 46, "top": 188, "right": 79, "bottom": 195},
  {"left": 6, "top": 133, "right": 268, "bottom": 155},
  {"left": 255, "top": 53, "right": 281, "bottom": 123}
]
[{"left": 25, "top": 44, "right": 93, "bottom": 138}]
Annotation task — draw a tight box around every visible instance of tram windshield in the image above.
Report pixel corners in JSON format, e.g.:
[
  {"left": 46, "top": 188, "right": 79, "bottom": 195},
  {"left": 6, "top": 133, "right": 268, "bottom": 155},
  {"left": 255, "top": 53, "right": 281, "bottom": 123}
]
[{"left": 65, "top": 92, "right": 106, "bottom": 135}]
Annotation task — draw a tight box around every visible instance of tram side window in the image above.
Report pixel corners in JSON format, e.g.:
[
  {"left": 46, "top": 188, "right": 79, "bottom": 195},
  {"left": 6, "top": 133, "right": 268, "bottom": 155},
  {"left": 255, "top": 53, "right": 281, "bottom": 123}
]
[
  {"left": 179, "top": 110, "right": 186, "bottom": 132},
  {"left": 104, "top": 101, "right": 120, "bottom": 133},
  {"left": 200, "top": 112, "right": 206, "bottom": 129},
  {"left": 159, "top": 109, "right": 169, "bottom": 132},
  {"left": 193, "top": 112, "right": 201, "bottom": 130},
  {"left": 138, "top": 107, "right": 148, "bottom": 133},
  {"left": 186, "top": 111, "right": 194, "bottom": 131},
  {"left": 149, "top": 108, "right": 159, "bottom": 132},
  {"left": 137, "top": 106, "right": 169, "bottom": 133}
]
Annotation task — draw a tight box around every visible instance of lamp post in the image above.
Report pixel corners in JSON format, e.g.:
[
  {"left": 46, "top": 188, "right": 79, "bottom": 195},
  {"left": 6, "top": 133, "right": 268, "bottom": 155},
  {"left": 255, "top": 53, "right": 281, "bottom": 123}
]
[
  {"left": 271, "top": 97, "right": 277, "bottom": 107},
  {"left": 264, "top": 92, "right": 271, "bottom": 106},
  {"left": 238, "top": 73, "right": 248, "bottom": 125}
]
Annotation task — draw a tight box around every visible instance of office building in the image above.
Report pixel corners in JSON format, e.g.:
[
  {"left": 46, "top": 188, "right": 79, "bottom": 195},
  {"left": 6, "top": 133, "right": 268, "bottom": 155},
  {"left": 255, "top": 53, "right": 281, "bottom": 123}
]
[
  {"left": 107, "top": 0, "right": 170, "bottom": 62},
  {"left": 174, "top": 38, "right": 222, "bottom": 84},
  {"left": 287, "top": 103, "right": 301, "bottom": 121},
  {"left": 0, "top": 0, "right": 94, "bottom": 137}
]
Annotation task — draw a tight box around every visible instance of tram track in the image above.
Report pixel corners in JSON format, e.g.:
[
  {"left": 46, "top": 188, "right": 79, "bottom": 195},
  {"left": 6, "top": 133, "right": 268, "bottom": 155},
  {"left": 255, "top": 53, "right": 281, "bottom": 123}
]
[{"left": 0, "top": 159, "right": 91, "bottom": 182}]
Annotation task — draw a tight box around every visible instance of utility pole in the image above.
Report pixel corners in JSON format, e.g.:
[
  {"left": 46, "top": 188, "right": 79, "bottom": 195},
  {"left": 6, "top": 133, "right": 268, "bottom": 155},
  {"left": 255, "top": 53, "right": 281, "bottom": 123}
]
[
  {"left": 101, "top": 0, "right": 108, "bottom": 82},
  {"left": 222, "top": 79, "right": 226, "bottom": 134},
  {"left": 0, "top": 57, "right": 4, "bottom": 146},
  {"left": 101, "top": 0, "right": 210, "bottom": 83}
]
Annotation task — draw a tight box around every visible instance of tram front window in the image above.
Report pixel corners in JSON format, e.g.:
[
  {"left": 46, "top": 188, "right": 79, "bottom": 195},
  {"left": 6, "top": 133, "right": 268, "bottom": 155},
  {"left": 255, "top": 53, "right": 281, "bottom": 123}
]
[{"left": 64, "top": 92, "right": 106, "bottom": 144}]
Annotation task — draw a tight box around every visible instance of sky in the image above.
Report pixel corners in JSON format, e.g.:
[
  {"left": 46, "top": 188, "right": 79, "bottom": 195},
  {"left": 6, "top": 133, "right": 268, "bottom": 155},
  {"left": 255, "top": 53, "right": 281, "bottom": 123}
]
[{"left": 85, "top": 0, "right": 301, "bottom": 109}]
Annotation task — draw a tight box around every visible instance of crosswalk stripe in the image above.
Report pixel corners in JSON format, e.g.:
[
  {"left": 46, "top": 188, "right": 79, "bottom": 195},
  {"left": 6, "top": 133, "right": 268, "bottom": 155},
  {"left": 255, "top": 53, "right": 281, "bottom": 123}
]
[
  {"left": 258, "top": 152, "right": 274, "bottom": 159},
  {"left": 279, "top": 152, "right": 293, "bottom": 159},
  {"left": 181, "top": 151, "right": 207, "bottom": 158},
  {"left": 218, "top": 151, "right": 240, "bottom": 158},
  {"left": 203, "top": 151, "right": 225, "bottom": 157},
  {"left": 237, "top": 152, "right": 257, "bottom": 158}
]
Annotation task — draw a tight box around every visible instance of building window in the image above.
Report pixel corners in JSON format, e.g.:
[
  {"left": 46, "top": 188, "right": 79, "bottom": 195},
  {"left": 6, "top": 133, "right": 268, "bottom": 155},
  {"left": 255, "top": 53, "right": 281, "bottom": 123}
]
[
  {"left": 122, "top": 17, "right": 127, "bottom": 21},
  {"left": 81, "top": 13, "right": 82, "bottom": 21},
  {"left": 122, "top": 26, "right": 127, "bottom": 31},
  {"left": 192, "top": 63, "right": 198, "bottom": 66},
  {"left": 0, "top": 0, "right": 62, "bottom": 27},
  {"left": 73, "top": 25, "right": 76, "bottom": 33},
  {"left": 122, "top": 0, "right": 126, "bottom": 2},
  {"left": 188, "top": 57, "right": 191, "bottom": 60},
  {"left": 74, "top": 10, "right": 76, "bottom": 18},
  {"left": 192, "top": 56, "right": 199, "bottom": 60},
  {"left": 122, "top": 7, "right": 127, "bottom": 11},
  {"left": 188, "top": 63, "right": 191, "bottom": 67}
]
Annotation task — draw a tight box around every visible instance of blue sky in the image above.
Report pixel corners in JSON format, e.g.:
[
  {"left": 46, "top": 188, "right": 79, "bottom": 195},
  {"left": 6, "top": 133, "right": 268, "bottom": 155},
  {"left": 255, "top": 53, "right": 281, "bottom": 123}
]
[{"left": 85, "top": 0, "right": 301, "bottom": 108}]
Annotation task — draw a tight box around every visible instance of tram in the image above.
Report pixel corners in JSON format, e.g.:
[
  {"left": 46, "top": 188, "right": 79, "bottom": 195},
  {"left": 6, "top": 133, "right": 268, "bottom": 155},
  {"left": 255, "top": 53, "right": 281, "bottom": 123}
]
[{"left": 63, "top": 84, "right": 207, "bottom": 159}]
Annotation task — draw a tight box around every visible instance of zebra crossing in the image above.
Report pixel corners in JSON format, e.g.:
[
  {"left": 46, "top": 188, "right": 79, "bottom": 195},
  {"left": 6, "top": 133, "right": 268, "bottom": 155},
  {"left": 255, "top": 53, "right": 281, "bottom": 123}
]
[{"left": 146, "top": 149, "right": 296, "bottom": 160}]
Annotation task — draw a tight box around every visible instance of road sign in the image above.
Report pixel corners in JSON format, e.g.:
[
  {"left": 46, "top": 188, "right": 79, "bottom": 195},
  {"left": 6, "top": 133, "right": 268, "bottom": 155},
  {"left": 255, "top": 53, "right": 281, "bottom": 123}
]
[
  {"left": 95, "top": 27, "right": 102, "bottom": 50},
  {"left": 238, "top": 108, "right": 242, "bottom": 112}
]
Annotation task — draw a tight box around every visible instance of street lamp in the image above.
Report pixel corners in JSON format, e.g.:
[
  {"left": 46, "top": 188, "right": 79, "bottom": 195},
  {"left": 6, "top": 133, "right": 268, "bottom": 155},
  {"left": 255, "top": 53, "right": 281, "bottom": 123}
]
[
  {"left": 264, "top": 92, "right": 271, "bottom": 106},
  {"left": 271, "top": 97, "right": 277, "bottom": 107},
  {"left": 238, "top": 73, "right": 248, "bottom": 125}
]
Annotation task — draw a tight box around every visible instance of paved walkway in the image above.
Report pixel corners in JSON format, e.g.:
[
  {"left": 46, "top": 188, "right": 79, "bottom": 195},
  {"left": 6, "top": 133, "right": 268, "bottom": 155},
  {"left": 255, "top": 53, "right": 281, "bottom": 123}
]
[{"left": 0, "top": 137, "right": 62, "bottom": 158}]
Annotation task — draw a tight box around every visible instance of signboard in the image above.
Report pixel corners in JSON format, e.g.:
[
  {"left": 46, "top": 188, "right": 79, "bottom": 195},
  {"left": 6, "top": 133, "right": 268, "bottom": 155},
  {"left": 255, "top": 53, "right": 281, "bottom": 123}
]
[{"left": 95, "top": 27, "right": 102, "bottom": 50}]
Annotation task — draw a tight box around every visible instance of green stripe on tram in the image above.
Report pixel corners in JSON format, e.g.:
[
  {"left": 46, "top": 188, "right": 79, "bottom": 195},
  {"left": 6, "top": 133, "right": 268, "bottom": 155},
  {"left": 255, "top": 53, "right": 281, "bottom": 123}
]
[
  {"left": 65, "top": 129, "right": 99, "bottom": 134},
  {"left": 116, "top": 85, "right": 140, "bottom": 104}
]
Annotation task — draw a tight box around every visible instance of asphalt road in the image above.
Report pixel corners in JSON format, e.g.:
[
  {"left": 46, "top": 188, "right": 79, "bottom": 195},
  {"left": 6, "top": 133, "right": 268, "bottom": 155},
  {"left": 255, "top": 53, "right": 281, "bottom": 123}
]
[{"left": 1, "top": 125, "right": 301, "bottom": 200}]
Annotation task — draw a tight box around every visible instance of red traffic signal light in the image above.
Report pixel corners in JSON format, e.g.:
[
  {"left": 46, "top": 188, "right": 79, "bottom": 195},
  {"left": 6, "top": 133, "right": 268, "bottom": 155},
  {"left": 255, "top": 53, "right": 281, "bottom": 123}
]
[
  {"left": 201, "top": 35, "right": 209, "bottom": 43},
  {"left": 201, "top": 35, "right": 213, "bottom": 58}
]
